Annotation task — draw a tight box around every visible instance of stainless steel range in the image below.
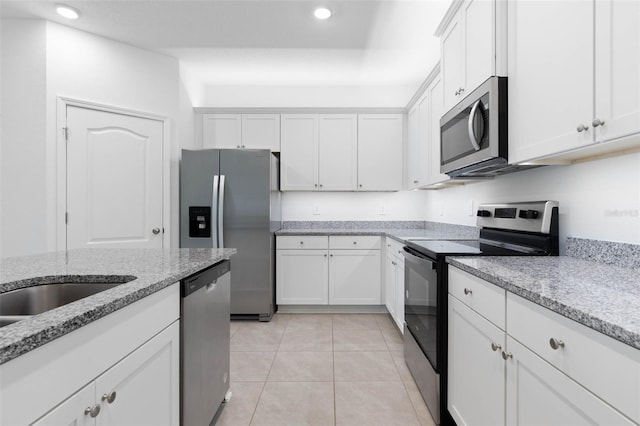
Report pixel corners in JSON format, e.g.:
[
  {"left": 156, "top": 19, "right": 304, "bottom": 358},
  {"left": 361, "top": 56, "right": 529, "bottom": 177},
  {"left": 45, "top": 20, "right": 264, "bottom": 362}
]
[{"left": 403, "top": 201, "right": 559, "bottom": 426}]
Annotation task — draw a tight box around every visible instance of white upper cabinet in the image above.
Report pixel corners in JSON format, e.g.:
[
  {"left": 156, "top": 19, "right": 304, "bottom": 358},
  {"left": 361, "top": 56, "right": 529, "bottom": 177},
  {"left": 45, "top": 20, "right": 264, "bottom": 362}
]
[
  {"left": 203, "top": 114, "right": 281, "bottom": 151},
  {"left": 594, "top": 0, "right": 640, "bottom": 145},
  {"left": 509, "top": 0, "right": 640, "bottom": 164},
  {"left": 280, "top": 114, "right": 318, "bottom": 191},
  {"left": 407, "top": 103, "right": 424, "bottom": 189},
  {"left": 439, "top": 0, "right": 505, "bottom": 112},
  {"left": 318, "top": 115, "right": 358, "bottom": 191},
  {"left": 426, "top": 75, "right": 449, "bottom": 186},
  {"left": 203, "top": 114, "right": 242, "bottom": 149},
  {"left": 508, "top": 1, "right": 595, "bottom": 163},
  {"left": 357, "top": 114, "right": 403, "bottom": 191},
  {"left": 241, "top": 114, "right": 281, "bottom": 151}
]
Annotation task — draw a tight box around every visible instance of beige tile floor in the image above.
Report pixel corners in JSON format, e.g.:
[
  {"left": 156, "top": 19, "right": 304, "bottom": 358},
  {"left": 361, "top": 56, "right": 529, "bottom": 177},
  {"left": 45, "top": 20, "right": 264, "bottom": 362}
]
[{"left": 216, "top": 313, "right": 437, "bottom": 426}]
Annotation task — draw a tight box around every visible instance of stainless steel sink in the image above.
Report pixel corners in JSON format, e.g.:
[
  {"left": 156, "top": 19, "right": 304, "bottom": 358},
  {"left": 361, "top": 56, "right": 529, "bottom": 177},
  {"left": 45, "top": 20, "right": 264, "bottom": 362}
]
[{"left": 0, "top": 282, "right": 127, "bottom": 327}]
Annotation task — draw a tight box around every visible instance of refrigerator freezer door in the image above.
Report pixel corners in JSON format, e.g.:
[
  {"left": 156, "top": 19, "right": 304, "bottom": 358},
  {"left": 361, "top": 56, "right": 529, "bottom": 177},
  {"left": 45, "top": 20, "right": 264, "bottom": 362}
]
[{"left": 180, "top": 149, "right": 220, "bottom": 249}]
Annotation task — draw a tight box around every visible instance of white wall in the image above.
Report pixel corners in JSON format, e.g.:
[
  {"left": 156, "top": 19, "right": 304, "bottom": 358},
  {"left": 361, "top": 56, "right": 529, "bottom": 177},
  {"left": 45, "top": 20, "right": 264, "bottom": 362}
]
[
  {"left": 1, "top": 20, "right": 47, "bottom": 258},
  {"left": 282, "top": 190, "right": 427, "bottom": 221},
  {"left": 201, "top": 84, "right": 417, "bottom": 108},
  {"left": 423, "top": 153, "right": 640, "bottom": 250},
  {"left": 1, "top": 19, "right": 184, "bottom": 257}
]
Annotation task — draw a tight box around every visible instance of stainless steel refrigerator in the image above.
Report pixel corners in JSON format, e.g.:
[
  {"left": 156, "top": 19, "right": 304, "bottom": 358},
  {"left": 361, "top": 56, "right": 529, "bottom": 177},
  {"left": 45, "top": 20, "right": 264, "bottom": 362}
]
[{"left": 180, "top": 149, "right": 281, "bottom": 321}]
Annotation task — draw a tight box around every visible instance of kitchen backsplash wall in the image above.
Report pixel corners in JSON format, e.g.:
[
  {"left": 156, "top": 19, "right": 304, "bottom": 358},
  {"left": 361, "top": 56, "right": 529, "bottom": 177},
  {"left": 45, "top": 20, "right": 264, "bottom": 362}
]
[
  {"left": 423, "top": 152, "right": 640, "bottom": 252},
  {"left": 281, "top": 190, "right": 428, "bottom": 221}
]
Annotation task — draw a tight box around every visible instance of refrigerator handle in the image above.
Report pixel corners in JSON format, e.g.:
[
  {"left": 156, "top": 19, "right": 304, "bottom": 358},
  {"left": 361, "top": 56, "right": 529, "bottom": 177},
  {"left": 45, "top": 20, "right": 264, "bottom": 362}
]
[
  {"left": 212, "top": 175, "right": 219, "bottom": 248},
  {"left": 218, "top": 175, "right": 226, "bottom": 248}
]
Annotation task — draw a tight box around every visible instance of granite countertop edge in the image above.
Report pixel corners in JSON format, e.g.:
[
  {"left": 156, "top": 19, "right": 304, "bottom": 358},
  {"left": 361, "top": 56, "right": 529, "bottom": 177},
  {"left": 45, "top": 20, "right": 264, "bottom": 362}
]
[
  {"left": 275, "top": 228, "right": 471, "bottom": 244},
  {"left": 446, "top": 257, "right": 640, "bottom": 350},
  {"left": 0, "top": 249, "right": 236, "bottom": 365}
]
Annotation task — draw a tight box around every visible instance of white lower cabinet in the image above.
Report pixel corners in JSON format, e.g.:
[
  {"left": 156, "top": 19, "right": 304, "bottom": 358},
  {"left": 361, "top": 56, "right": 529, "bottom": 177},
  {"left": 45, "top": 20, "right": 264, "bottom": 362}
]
[
  {"left": 505, "top": 336, "right": 634, "bottom": 426},
  {"left": 384, "top": 237, "right": 405, "bottom": 331},
  {"left": 448, "top": 266, "right": 638, "bottom": 426},
  {"left": 0, "top": 284, "right": 180, "bottom": 426},
  {"left": 448, "top": 295, "right": 505, "bottom": 426},
  {"left": 35, "top": 322, "right": 179, "bottom": 426},
  {"left": 276, "top": 236, "right": 381, "bottom": 306}
]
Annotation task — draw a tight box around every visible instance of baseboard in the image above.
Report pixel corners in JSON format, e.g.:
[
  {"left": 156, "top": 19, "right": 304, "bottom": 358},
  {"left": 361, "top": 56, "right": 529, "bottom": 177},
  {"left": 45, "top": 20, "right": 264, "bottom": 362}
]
[{"left": 276, "top": 305, "right": 388, "bottom": 314}]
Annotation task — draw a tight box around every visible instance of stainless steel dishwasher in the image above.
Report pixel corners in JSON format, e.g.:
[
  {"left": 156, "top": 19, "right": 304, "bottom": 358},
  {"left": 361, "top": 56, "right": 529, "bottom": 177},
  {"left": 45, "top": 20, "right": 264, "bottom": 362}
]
[{"left": 180, "top": 260, "right": 231, "bottom": 426}]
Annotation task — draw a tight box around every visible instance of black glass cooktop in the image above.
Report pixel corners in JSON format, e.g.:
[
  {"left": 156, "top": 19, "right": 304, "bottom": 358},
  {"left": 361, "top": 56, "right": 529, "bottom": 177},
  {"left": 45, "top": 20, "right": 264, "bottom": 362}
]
[{"left": 406, "top": 239, "right": 528, "bottom": 259}]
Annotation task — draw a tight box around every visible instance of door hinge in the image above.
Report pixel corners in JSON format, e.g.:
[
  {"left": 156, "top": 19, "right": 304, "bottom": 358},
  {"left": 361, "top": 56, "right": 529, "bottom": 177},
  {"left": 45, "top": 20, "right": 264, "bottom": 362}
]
[
  {"left": 65, "top": 212, "right": 68, "bottom": 224},
  {"left": 62, "top": 127, "right": 69, "bottom": 142}
]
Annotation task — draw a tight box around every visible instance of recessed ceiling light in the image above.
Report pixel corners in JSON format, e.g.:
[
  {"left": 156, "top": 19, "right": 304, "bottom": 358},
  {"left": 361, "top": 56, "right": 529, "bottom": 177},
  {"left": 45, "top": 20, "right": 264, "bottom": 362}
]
[
  {"left": 56, "top": 5, "right": 79, "bottom": 20},
  {"left": 314, "top": 7, "right": 332, "bottom": 20}
]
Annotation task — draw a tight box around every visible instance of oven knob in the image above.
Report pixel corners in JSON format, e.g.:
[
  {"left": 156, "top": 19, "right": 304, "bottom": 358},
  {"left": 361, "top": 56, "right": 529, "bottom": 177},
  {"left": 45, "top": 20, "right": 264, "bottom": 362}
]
[
  {"left": 518, "top": 210, "right": 539, "bottom": 219},
  {"left": 477, "top": 210, "right": 491, "bottom": 217}
]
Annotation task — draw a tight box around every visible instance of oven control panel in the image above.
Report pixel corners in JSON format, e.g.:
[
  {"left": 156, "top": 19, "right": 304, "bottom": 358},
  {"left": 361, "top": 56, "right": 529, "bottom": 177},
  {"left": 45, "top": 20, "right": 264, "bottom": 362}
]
[{"left": 476, "top": 201, "right": 558, "bottom": 234}]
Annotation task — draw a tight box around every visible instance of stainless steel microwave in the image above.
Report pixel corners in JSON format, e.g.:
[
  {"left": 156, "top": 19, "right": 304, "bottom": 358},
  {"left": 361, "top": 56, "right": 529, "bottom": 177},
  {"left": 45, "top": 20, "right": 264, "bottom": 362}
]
[{"left": 440, "top": 76, "right": 532, "bottom": 178}]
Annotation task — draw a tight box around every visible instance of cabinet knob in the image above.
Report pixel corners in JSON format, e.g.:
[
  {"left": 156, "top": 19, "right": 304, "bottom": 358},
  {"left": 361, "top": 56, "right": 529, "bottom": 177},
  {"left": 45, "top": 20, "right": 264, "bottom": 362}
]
[
  {"left": 459, "top": 87, "right": 465, "bottom": 94},
  {"left": 391, "top": 261, "right": 396, "bottom": 266},
  {"left": 491, "top": 342, "right": 502, "bottom": 352},
  {"left": 314, "top": 184, "right": 318, "bottom": 188},
  {"left": 242, "top": 145, "right": 246, "bottom": 148},
  {"left": 324, "top": 254, "right": 327, "bottom": 257},
  {"left": 299, "top": 241, "right": 304, "bottom": 245},
  {"left": 549, "top": 338, "right": 565, "bottom": 350},
  {"left": 353, "top": 241, "right": 357, "bottom": 245},
  {"left": 102, "top": 391, "right": 117, "bottom": 404},
  {"left": 454, "top": 90, "right": 459, "bottom": 96},
  {"left": 576, "top": 124, "right": 589, "bottom": 133},
  {"left": 463, "top": 288, "right": 473, "bottom": 295},
  {"left": 152, "top": 228, "right": 161, "bottom": 235},
  {"left": 85, "top": 404, "right": 101, "bottom": 418},
  {"left": 319, "top": 184, "right": 323, "bottom": 188},
  {"left": 330, "top": 254, "right": 333, "bottom": 257},
  {"left": 387, "top": 244, "right": 391, "bottom": 248},
  {"left": 359, "top": 184, "right": 363, "bottom": 188},
  {"left": 501, "top": 351, "right": 513, "bottom": 360},
  {"left": 592, "top": 118, "right": 605, "bottom": 128},
  {"left": 413, "top": 180, "right": 419, "bottom": 184},
  {"left": 237, "top": 145, "right": 241, "bottom": 148}
]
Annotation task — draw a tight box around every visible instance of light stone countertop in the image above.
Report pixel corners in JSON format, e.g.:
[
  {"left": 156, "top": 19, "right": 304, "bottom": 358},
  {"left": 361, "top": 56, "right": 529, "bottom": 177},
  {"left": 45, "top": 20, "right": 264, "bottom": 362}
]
[
  {"left": 447, "top": 256, "right": 640, "bottom": 350},
  {"left": 0, "top": 248, "right": 236, "bottom": 364},
  {"left": 276, "top": 228, "right": 478, "bottom": 243}
]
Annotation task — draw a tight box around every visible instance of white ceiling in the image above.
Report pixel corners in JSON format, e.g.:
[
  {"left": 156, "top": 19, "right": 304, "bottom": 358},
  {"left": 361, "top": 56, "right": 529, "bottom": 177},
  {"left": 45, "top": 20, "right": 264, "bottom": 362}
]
[{"left": 1, "top": 0, "right": 451, "bottom": 106}]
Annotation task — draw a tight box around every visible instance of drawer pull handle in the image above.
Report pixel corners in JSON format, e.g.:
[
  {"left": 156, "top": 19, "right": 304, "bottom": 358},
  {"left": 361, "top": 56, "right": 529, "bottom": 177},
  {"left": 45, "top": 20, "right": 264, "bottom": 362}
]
[
  {"left": 463, "top": 288, "right": 473, "bottom": 295},
  {"left": 491, "top": 342, "right": 502, "bottom": 352},
  {"left": 501, "top": 351, "right": 513, "bottom": 360},
  {"left": 549, "top": 338, "right": 565, "bottom": 350}
]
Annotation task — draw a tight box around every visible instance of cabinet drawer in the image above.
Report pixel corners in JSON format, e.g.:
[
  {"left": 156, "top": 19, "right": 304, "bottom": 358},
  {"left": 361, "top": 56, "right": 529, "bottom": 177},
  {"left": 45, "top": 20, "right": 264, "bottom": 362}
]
[
  {"left": 277, "top": 236, "right": 328, "bottom": 250},
  {"left": 507, "top": 292, "right": 640, "bottom": 423},
  {"left": 385, "top": 237, "right": 405, "bottom": 260},
  {"left": 329, "top": 235, "right": 380, "bottom": 250},
  {"left": 448, "top": 266, "right": 506, "bottom": 330}
]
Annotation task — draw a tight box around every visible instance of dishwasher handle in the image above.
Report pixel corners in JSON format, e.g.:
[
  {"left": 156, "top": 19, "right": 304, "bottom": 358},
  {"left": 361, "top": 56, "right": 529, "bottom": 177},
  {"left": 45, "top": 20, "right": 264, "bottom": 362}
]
[{"left": 181, "top": 259, "right": 230, "bottom": 297}]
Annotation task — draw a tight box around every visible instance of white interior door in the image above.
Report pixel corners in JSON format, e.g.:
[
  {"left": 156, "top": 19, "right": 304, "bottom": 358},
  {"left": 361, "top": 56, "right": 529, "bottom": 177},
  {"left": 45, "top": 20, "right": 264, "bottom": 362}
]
[{"left": 66, "top": 106, "right": 164, "bottom": 250}]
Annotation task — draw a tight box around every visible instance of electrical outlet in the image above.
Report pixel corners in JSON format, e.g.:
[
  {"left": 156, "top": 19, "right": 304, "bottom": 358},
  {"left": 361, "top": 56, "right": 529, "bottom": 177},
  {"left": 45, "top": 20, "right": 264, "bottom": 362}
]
[
  {"left": 380, "top": 205, "right": 387, "bottom": 215},
  {"left": 313, "top": 204, "right": 320, "bottom": 215},
  {"left": 439, "top": 202, "right": 444, "bottom": 217},
  {"left": 466, "top": 199, "right": 474, "bottom": 216}
]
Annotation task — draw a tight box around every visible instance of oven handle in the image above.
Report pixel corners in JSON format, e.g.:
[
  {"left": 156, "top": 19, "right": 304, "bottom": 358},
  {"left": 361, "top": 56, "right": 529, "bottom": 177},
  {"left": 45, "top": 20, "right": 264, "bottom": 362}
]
[{"left": 402, "top": 247, "right": 436, "bottom": 270}]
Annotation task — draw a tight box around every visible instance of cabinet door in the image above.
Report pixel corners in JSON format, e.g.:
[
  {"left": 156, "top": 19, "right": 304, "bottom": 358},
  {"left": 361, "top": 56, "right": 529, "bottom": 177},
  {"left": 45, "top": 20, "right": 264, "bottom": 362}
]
[
  {"left": 384, "top": 253, "right": 397, "bottom": 318},
  {"left": 508, "top": 1, "right": 595, "bottom": 163},
  {"left": 505, "top": 336, "right": 635, "bottom": 426},
  {"left": 203, "top": 114, "right": 242, "bottom": 149},
  {"left": 426, "top": 75, "right": 449, "bottom": 185},
  {"left": 241, "top": 114, "right": 281, "bottom": 151},
  {"left": 595, "top": 0, "right": 640, "bottom": 143},
  {"left": 276, "top": 249, "right": 328, "bottom": 304},
  {"left": 357, "top": 115, "right": 403, "bottom": 191},
  {"left": 393, "top": 255, "right": 405, "bottom": 332},
  {"left": 318, "top": 114, "right": 358, "bottom": 191},
  {"left": 95, "top": 322, "right": 180, "bottom": 426},
  {"left": 407, "top": 104, "right": 422, "bottom": 189},
  {"left": 448, "top": 295, "right": 505, "bottom": 426},
  {"left": 329, "top": 249, "right": 381, "bottom": 304},
  {"left": 441, "top": 15, "right": 464, "bottom": 112},
  {"left": 280, "top": 115, "right": 318, "bottom": 190},
  {"left": 33, "top": 383, "right": 96, "bottom": 426},
  {"left": 462, "top": 0, "right": 494, "bottom": 93}
]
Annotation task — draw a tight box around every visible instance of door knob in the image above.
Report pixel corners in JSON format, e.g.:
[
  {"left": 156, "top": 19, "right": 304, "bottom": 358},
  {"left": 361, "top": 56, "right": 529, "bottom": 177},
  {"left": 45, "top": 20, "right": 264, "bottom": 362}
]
[
  {"left": 84, "top": 404, "right": 101, "bottom": 418},
  {"left": 102, "top": 391, "right": 117, "bottom": 404},
  {"left": 152, "top": 228, "right": 161, "bottom": 235}
]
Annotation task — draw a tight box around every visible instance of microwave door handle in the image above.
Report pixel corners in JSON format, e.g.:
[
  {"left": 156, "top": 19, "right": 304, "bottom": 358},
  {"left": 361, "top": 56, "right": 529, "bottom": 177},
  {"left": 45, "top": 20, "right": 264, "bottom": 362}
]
[{"left": 468, "top": 100, "right": 482, "bottom": 151}]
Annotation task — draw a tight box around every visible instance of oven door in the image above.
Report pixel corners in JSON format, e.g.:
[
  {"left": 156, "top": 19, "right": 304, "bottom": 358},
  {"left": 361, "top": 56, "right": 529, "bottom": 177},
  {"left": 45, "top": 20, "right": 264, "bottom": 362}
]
[{"left": 402, "top": 246, "right": 438, "bottom": 369}]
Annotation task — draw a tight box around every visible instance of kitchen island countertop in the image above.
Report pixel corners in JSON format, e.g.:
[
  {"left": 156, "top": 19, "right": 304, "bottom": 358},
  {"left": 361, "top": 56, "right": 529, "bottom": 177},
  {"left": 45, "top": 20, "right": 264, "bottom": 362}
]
[
  {"left": 447, "top": 255, "right": 640, "bottom": 350},
  {"left": 0, "top": 248, "right": 236, "bottom": 364}
]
